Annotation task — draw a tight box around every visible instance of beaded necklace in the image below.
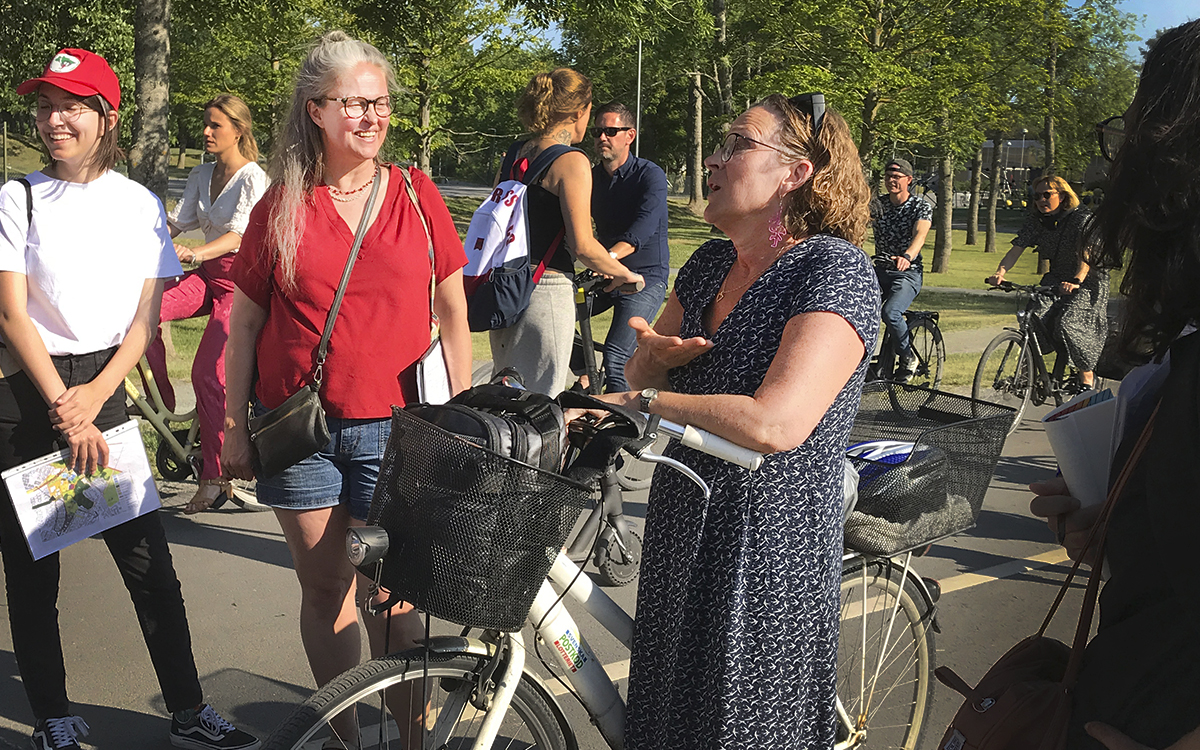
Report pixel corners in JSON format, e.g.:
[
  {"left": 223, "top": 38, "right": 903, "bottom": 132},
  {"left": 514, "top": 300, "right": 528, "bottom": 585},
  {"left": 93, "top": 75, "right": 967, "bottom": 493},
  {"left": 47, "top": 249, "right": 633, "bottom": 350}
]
[{"left": 327, "top": 165, "right": 379, "bottom": 203}]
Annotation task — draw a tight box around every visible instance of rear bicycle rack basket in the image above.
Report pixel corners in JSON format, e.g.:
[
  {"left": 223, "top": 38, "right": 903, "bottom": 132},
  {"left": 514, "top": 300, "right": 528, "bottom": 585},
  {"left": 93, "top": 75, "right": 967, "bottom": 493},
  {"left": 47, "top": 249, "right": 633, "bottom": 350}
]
[
  {"left": 844, "top": 382, "right": 1016, "bottom": 555},
  {"left": 367, "top": 407, "right": 592, "bottom": 632}
]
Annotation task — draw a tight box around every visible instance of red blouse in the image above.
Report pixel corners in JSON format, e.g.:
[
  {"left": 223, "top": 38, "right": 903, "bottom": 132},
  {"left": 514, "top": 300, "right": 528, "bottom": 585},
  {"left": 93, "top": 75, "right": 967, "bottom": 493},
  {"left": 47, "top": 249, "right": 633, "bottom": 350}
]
[{"left": 232, "top": 164, "right": 467, "bottom": 418}]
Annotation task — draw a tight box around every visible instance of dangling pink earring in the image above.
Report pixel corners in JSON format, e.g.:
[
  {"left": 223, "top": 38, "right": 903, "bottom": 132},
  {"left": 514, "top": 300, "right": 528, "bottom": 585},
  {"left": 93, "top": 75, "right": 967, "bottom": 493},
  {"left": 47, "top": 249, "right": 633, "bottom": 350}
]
[{"left": 768, "top": 208, "right": 786, "bottom": 249}]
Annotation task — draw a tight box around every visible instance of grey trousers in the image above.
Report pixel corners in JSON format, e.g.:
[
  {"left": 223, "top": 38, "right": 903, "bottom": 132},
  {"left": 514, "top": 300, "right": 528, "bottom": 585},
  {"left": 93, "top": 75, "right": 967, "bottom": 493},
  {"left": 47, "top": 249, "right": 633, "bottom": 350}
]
[{"left": 490, "top": 271, "right": 575, "bottom": 396}]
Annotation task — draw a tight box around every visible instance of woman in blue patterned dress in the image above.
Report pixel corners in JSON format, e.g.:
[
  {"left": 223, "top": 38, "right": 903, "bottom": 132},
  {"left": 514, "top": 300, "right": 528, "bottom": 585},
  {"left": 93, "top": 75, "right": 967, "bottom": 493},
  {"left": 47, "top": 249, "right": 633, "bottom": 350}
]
[{"left": 604, "top": 94, "right": 878, "bottom": 748}]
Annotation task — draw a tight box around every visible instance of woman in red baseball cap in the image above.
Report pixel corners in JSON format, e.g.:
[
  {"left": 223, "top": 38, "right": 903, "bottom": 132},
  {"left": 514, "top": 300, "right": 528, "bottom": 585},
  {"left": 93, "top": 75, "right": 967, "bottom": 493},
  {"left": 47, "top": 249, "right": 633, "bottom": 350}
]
[{"left": 0, "top": 48, "right": 259, "bottom": 750}]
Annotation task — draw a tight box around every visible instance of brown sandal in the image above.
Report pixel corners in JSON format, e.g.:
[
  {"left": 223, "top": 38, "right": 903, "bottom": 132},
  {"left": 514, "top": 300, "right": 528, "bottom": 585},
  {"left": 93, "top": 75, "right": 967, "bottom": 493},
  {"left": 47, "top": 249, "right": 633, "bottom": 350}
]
[{"left": 184, "top": 478, "right": 232, "bottom": 515}]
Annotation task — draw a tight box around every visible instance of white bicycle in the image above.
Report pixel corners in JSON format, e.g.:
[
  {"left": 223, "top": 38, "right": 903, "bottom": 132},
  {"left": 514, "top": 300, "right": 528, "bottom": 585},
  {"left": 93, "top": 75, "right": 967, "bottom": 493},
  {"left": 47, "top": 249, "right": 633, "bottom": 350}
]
[{"left": 261, "top": 386, "right": 971, "bottom": 750}]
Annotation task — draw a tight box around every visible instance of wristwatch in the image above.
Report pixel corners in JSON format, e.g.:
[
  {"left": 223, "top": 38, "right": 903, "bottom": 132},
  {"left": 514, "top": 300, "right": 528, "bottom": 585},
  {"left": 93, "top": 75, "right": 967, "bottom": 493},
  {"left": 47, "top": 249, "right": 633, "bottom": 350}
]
[
  {"left": 638, "top": 388, "right": 659, "bottom": 413},
  {"left": 1069, "top": 277, "right": 1083, "bottom": 285}
]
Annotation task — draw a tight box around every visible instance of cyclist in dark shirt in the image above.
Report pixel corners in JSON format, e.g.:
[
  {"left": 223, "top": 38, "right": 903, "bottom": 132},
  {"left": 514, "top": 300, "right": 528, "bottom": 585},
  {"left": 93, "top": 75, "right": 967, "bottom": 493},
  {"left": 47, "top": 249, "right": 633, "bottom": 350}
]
[{"left": 870, "top": 158, "right": 932, "bottom": 381}]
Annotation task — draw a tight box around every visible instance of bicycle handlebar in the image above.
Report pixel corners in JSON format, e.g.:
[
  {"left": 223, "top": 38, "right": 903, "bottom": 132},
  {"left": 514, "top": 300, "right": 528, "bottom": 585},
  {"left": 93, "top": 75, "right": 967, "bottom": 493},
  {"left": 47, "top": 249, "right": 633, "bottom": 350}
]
[
  {"left": 577, "top": 269, "right": 645, "bottom": 295},
  {"left": 654, "top": 418, "right": 765, "bottom": 471},
  {"left": 985, "top": 280, "right": 1057, "bottom": 296}
]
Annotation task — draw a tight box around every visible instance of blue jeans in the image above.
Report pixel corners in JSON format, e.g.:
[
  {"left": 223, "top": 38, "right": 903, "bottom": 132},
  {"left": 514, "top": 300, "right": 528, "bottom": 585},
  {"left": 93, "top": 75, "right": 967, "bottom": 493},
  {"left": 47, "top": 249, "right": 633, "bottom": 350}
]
[
  {"left": 876, "top": 268, "right": 922, "bottom": 356},
  {"left": 589, "top": 279, "right": 668, "bottom": 392},
  {"left": 252, "top": 401, "right": 392, "bottom": 522}
]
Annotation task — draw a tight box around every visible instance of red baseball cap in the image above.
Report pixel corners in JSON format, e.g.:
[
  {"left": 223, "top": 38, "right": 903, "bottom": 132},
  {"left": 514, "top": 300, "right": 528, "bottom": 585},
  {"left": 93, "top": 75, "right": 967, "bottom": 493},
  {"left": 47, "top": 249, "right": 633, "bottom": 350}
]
[{"left": 16, "top": 49, "right": 120, "bottom": 111}]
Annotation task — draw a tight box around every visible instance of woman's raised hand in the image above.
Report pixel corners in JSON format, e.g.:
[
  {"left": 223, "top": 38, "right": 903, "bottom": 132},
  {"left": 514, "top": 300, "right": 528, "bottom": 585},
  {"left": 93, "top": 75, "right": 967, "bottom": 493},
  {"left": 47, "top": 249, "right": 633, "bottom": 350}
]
[{"left": 629, "top": 316, "right": 712, "bottom": 371}]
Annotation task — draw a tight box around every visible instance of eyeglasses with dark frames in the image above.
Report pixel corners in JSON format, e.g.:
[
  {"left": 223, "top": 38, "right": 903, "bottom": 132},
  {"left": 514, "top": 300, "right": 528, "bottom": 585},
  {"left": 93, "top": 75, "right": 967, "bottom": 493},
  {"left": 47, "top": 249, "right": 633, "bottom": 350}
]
[
  {"left": 787, "top": 92, "right": 826, "bottom": 139},
  {"left": 592, "top": 126, "right": 633, "bottom": 138},
  {"left": 1095, "top": 115, "right": 1124, "bottom": 162},
  {"left": 313, "top": 95, "right": 393, "bottom": 119},
  {"left": 719, "top": 131, "right": 787, "bottom": 162}
]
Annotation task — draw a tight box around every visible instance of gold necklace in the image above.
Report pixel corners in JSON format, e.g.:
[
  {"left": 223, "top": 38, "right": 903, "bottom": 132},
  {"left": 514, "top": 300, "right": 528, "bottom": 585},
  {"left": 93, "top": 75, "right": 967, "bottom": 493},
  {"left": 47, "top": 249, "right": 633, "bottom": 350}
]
[
  {"left": 327, "top": 165, "right": 378, "bottom": 202},
  {"left": 715, "top": 245, "right": 789, "bottom": 303}
]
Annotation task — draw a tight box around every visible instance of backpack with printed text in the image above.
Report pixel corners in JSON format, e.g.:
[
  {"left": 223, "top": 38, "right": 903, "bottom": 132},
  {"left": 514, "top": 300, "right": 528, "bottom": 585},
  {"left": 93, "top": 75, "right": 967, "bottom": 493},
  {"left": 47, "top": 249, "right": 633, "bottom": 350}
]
[{"left": 462, "top": 143, "right": 579, "bottom": 331}]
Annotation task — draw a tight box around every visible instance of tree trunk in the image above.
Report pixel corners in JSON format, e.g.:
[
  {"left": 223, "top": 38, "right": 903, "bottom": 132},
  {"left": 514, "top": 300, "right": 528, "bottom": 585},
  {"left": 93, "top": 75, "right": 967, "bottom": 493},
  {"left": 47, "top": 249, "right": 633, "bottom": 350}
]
[
  {"left": 128, "top": 0, "right": 171, "bottom": 202},
  {"left": 859, "top": 89, "right": 881, "bottom": 164},
  {"left": 418, "top": 55, "right": 432, "bottom": 173},
  {"left": 1043, "top": 38, "right": 1057, "bottom": 175},
  {"left": 687, "top": 71, "right": 704, "bottom": 216},
  {"left": 985, "top": 131, "right": 1002, "bottom": 253},
  {"left": 966, "top": 147, "right": 982, "bottom": 245},
  {"left": 713, "top": 0, "right": 732, "bottom": 118},
  {"left": 931, "top": 152, "right": 954, "bottom": 274}
]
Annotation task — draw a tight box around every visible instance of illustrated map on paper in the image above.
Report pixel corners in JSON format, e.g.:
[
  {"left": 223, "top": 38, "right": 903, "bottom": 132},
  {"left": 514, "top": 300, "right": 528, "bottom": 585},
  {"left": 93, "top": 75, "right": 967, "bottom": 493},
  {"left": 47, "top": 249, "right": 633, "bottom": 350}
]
[{"left": 2, "top": 420, "right": 161, "bottom": 560}]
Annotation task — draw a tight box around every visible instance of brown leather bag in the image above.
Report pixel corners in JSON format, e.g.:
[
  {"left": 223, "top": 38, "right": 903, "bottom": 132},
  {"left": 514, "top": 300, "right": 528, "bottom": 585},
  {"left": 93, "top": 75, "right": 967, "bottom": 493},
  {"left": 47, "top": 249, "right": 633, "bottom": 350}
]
[{"left": 932, "top": 404, "right": 1159, "bottom": 750}]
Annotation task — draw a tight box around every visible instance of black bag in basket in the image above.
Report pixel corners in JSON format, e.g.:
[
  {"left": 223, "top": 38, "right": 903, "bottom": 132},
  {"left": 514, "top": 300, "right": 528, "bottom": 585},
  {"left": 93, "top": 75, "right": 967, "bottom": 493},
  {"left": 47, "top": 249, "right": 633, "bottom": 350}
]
[{"left": 367, "top": 384, "right": 590, "bottom": 631}]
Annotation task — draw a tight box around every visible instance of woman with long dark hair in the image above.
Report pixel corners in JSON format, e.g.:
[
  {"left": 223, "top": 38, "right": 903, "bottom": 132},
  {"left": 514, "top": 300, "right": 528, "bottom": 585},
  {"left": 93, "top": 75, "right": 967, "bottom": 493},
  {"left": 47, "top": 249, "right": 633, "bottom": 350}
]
[{"left": 1029, "top": 19, "right": 1200, "bottom": 750}]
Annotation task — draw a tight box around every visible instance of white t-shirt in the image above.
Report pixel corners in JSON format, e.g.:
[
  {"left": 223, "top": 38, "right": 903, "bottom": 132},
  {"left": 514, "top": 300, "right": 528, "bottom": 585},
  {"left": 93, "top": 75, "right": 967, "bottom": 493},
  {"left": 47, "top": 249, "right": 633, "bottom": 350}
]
[
  {"left": 168, "top": 161, "right": 269, "bottom": 245},
  {"left": 0, "top": 170, "right": 183, "bottom": 356}
]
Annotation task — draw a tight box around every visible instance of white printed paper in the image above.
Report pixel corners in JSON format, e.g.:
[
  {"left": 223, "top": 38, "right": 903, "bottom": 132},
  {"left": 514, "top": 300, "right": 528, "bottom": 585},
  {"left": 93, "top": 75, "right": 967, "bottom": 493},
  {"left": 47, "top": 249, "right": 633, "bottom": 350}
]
[
  {"left": 2, "top": 420, "right": 161, "bottom": 560},
  {"left": 1042, "top": 390, "right": 1117, "bottom": 507}
]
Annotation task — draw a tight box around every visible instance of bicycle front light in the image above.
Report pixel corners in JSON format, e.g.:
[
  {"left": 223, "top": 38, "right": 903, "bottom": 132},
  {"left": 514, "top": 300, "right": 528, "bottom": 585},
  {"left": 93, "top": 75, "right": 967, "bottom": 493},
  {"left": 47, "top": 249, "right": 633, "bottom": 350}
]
[{"left": 346, "top": 526, "right": 390, "bottom": 567}]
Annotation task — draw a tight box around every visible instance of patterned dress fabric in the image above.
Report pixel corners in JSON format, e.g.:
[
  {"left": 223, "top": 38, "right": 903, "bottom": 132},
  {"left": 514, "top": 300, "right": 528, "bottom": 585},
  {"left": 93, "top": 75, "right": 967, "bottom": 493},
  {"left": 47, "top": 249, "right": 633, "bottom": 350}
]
[
  {"left": 624, "top": 235, "right": 880, "bottom": 750},
  {"left": 1013, "top": 207, "right": 1109, "bottom": 372}
]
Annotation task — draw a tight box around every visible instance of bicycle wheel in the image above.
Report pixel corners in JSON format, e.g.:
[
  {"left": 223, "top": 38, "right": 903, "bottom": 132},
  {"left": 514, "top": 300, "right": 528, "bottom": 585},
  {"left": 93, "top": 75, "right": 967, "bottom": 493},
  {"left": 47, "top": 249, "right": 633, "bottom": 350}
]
[
  {"left": 972, "top": 330, "right": 1032, "bottom": 434},
  {"left": 904, "top": 319, "right": 945, "bottom": 390},
  {"left": 836, "top": 559, "right": 934, "bottom": 750},
  {"left": 264, "top": 650, "right": 568, "bottom": 750}
]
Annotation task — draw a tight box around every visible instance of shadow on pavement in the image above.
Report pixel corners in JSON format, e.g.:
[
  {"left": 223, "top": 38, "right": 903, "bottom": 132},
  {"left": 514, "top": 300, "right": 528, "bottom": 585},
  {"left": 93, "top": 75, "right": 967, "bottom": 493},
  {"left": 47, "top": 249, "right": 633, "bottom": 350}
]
[{"left": 992, "top": 452, "right": 1057, "bottom": 487}]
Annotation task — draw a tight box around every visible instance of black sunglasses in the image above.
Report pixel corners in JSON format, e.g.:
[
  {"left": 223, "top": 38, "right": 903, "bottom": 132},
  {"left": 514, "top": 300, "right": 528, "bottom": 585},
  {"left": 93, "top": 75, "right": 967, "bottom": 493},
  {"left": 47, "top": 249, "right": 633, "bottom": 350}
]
[
  {"left": 592, "top": 126, "right": 633, "bottom": 138},
  {"left": 1035, "top": 191, "right": 1058, "bottom": 200},
  {"left": 787, "top": 92, "right": 826, "bottom": 139},
  {"left": 1095, "top": 115, "right": 1124, "bottom": 162}
]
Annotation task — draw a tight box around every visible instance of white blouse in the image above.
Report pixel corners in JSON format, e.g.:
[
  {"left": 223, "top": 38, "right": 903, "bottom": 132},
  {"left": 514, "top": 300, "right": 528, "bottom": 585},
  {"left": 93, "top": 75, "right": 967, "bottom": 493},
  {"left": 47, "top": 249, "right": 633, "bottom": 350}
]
[{"left": 168, "top": 161, "right": 269, "bottom": 247}]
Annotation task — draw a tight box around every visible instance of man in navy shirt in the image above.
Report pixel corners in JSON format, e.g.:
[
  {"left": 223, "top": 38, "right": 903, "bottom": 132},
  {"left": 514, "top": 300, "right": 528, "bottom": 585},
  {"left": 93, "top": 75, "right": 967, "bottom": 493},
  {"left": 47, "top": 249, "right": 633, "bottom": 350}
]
[{"left": 590, "top": 101, "right": 670, "bottom": 392}]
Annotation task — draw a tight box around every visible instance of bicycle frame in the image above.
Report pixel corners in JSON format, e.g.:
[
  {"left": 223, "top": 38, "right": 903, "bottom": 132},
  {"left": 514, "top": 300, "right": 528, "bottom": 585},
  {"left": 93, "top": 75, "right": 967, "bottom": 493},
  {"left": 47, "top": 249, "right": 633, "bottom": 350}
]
[
  {"left": 123, "top": 357, "right": 199, "bottom": 470},
  {"left": 1004, "top": 297, "right": 1073, "bottom": 406}
]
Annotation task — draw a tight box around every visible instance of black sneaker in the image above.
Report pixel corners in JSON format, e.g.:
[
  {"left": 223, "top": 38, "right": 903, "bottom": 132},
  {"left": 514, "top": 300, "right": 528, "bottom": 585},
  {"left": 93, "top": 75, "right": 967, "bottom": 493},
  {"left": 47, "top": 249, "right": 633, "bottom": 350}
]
[
  {"left": 169, "top": 704, "right": 260, "bottom": 750},
  {"left": 31, "top": 716, "right": 89, "bottom": 750}
]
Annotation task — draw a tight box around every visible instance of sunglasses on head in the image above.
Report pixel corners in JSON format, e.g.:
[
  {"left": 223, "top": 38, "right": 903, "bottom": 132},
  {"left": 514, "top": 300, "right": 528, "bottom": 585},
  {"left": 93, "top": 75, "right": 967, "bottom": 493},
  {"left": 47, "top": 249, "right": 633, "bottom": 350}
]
[
  {"left": 1035, "top": 191, "right": 1057, "bottom": 200},
  {"left": 592, "top": 126, "right": 632, "bottom": 138},
  {"left": 787, "top": 92, "right": 825, "bottom": 139}
]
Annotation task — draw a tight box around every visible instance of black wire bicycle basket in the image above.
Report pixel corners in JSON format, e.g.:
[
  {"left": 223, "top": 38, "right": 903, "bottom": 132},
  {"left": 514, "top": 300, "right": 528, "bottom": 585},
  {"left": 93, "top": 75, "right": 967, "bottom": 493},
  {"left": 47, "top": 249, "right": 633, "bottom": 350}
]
[
  {"left": 367, "top": 407, "right": 592, "bottom": 632},
  {"left": 844, "top": 383, "right": 1015, "bottom": 555}
]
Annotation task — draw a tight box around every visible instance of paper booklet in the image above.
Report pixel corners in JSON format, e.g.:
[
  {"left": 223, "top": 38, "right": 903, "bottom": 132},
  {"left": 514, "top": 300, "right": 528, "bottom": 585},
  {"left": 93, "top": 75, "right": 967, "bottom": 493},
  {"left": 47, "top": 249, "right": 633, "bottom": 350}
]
[
  {"left": 2, "top": 420, "right": 161, "bottom": 560},
  {"left": 1041, "top": 389, "right": 1117, "bottom": 508}
]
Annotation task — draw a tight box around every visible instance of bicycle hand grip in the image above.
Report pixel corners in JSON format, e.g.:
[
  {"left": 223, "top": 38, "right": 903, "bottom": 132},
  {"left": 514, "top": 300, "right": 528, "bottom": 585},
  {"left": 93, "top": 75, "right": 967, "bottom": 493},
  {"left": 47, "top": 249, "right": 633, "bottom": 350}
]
[
  {"left": 658, "top": 419, "right": 764, "bottom": 470},
  {"left": 617, "top": 279, "right": 645, "bottom": 293}
]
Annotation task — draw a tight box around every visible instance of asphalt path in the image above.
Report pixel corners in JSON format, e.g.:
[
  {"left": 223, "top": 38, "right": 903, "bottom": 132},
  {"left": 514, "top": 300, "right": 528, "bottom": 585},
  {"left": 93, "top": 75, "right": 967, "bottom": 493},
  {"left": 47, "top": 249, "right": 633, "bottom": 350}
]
[{"left": 0, "top": 390, "right": 1090, "bottom": 749}]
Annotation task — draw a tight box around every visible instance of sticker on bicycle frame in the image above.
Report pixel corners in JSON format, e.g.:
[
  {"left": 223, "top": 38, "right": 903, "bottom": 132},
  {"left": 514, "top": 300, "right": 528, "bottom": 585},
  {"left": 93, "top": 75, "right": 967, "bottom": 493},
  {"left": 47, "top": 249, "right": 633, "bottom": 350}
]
[
  {"left": 553, "top": 629, "right": 589, "bottom": 673},
  {"left": 944, "top": 729, "right": 965, "bottom": 750}
]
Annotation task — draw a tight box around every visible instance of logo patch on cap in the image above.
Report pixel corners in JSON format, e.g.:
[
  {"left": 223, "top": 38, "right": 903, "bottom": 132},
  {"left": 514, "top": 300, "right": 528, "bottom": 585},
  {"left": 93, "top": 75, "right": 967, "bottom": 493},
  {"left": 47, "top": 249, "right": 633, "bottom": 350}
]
[{"left": 49, "top": 53, "right": 82, "bottom": 74}]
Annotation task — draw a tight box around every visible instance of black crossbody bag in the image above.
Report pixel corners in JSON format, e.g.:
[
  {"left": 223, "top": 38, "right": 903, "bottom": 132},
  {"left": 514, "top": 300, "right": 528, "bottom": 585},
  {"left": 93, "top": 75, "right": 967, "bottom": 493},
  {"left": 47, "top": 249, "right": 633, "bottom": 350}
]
[{"left": 248, "top": 169, "right": 382, "bottom": 478}]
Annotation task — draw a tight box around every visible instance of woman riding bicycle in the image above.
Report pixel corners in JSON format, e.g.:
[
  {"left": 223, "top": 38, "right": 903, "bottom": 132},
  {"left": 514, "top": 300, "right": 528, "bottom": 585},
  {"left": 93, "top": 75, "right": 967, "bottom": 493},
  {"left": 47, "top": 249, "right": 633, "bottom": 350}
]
[
  {"left": 145, "top": 94, "right": 268, "bottom": 514},
  {"left": 986, "top": 175, "right": 1108, "bottom": 389},
  {"left": 602, "top": 93, "right": 877, "bottom": 749}
]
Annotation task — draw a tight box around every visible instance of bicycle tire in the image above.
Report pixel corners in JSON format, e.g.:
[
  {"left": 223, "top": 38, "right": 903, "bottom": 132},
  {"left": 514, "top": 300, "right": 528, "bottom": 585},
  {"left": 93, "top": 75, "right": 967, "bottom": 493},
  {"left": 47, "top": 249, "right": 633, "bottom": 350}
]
[
  {"left": 836, "top": 559, "right": 935, "bottom": 750},
  {"left": 155, "top": 429, "right": 195, "bottom": 481},
  {"left": 904, "top": 319, "right": 945, "bottom": 391},
  {"left": 263, "top": 650, "right": 568, "bottom": 750},
  {"left": 594, "top": 527, "right": 642, "bottom": 587},
  {"left": 972, "top": 330, "right": 1032, "bottom": 434}
]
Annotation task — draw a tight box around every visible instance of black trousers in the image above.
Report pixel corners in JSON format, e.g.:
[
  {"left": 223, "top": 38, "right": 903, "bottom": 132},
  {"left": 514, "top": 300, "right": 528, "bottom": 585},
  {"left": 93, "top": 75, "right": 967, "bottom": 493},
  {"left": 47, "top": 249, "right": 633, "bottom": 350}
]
[{"left": 0, "top": 348, "right": 202, "bottom": 720}]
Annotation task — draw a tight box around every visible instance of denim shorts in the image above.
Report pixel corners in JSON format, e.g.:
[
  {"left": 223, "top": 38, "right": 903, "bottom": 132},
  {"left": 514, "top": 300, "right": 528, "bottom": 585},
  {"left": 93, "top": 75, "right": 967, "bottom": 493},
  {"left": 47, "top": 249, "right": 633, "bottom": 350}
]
[{"left": 252, "top": 400, "right": 392, "bottom": 522}]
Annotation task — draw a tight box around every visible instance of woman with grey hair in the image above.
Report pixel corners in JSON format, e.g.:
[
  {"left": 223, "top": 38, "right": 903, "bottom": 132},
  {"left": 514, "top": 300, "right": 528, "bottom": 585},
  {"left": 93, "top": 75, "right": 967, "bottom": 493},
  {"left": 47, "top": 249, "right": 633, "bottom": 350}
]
[{"left": 221, "top": 31, "right": 471, "bottom": 749}]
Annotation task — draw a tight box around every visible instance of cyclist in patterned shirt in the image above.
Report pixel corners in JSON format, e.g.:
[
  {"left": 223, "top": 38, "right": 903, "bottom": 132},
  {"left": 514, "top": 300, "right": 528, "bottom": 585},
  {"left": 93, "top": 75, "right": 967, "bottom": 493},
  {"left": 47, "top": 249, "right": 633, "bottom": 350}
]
[{"left": 870, "top": 158, "right": 933, "bottom": 381}]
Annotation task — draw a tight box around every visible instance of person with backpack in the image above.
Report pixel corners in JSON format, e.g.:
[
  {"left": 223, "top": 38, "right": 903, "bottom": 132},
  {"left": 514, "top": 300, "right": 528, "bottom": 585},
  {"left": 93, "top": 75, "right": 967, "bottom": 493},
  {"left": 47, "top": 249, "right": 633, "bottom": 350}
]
[
  {"left": 0, "top": 48, "right": 258, "bottom": 750},
  {"left": 221, "top": 32, "right": 470, "bottom": 750},
  {"left": 488, "top": 68, "right": 643, "bottom": 396}
]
